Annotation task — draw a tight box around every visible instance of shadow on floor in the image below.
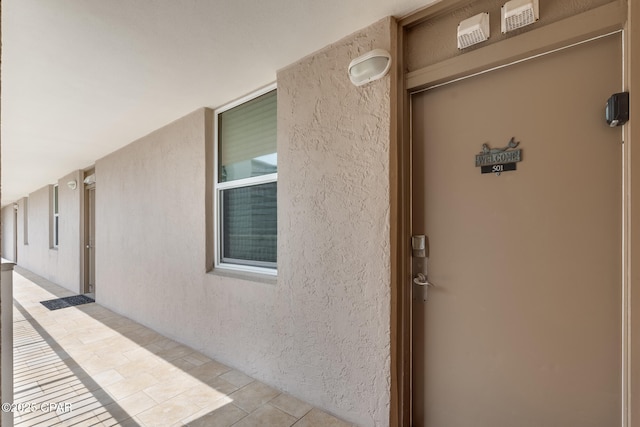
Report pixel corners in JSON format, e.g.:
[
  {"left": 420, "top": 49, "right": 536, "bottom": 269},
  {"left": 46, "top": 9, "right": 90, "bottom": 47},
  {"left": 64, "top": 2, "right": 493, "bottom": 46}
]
[
  {"left": 14, "top": 299, "right": 141, "bottom": 426},
  {"left": 12, "top": 267, "right": 352, "bottom": 426}
]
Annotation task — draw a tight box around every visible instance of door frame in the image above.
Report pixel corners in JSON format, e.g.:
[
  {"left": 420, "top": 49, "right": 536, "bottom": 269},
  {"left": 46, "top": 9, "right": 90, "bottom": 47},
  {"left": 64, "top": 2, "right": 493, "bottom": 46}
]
[
  {"left": 389, "top": 1, "right": 639, "bottom": 425},
  {"left": 13, "top": 204, "right": 18, "bottom": 263},
  {"left": 81, "top": 167, "right": 96, "bottom": 294}
]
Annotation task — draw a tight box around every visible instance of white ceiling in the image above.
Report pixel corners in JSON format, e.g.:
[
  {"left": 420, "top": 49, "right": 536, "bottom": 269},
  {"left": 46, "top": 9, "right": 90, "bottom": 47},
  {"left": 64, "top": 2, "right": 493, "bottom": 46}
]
[{"left": 1, "top": 0, "right": 435, "bottom": 206}]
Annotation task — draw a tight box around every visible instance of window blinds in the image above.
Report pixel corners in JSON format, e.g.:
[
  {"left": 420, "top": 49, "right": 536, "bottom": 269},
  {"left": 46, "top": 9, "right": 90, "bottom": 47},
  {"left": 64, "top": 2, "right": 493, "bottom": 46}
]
[{"left": 219, "top": 89, "right": 277, "bottom": 182}]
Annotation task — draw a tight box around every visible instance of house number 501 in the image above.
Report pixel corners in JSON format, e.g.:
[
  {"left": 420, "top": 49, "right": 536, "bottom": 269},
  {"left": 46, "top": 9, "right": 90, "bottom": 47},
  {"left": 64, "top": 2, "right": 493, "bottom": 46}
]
[{"left": 480, "top": 162, "right": 516, "bottom": 176}]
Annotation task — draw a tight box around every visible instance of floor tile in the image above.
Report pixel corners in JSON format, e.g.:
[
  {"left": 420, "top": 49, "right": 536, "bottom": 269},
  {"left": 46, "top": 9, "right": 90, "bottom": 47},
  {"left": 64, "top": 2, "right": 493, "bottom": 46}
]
[
  {"left": 171, "top": 357, "right": 199, "bottom": 372},
  {"left": 115, "top": 390, "right": 158, "bottom": 416},
  {"left": 197, "top": 375, "right": 240, "bottom": 396},
  {"left": 188, "top": 360, "right": 232, "bottom": 380},
  {"left": 234, "top": 404, "right": 297, "bottom": 427},
  {"left": 115, "top": 357, "right": 165, "bottom": 378},
  {"left": 270, "top": 393, "right": 314, "bottom": 419},
  {"left": 136, "top": 392, "right": 201, "bottom": 426},
  {"left": 142, "top": 373, "right": 199, "bottom": 403},
  {"left": 179, "top": 402, "right": 246, "bottom": 427},
  {"left": 293, "top": 408, "right": 354, "bottom": 427},
  {"left": 92, "top": 368, "right": 126, "bottom": 387},
  {"left": 181, "top": 352, "right": 212, "bottom": 366},
  {"left": 105, "top": 372, "right": 160, "bottom": 400},
  {"left": 105, "top": 416, "right": 140, "bottom": 427},
  {"left": 174, "top": 382, "right": 233, "bottom": 409},
  {"left": 220, "top": 369, "right": 255, "bottom": 388},
  {"left": 229, "top": 381, "right": 281, "bottom": 413},
  {"left": 155, "top": 343, "right": 196, "bottom": 361},
  {"left": 11, "top": 268, "right": 353, "bottom": 427}
]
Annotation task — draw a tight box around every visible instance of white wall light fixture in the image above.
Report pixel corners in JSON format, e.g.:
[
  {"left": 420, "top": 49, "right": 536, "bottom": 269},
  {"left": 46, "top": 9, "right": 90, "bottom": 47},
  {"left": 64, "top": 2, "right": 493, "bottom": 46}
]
[
  {"left": 457, "top": 12, "right": 490, "bottom": 49},
  {"left": 348, "top": 49, "right": 392, "bottom": 86},
  {"left": 67, "top": 180, "right": 77, "bottom": 190},
  {"left": 83, "top": 174, "right": 96, "bottom": 185},
  {"left": 501, "top": 0, "right": 539, "bottom": 33}
]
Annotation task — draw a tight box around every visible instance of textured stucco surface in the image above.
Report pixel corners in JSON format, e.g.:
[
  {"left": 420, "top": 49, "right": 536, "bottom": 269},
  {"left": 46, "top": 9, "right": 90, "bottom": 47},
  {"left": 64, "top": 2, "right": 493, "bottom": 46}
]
[
  {"left": 95, "top": 108, "right": 211, "bottom": 336},
  {"left": 14, "top": 172, "right": 82, "bottom": 293},
  {"left": 275, "top": 18, "right": 392, "bottom": 425},
  {"left": 95, "top": 19, "right": 392, "bottom": 426},
  {"left": 13, "top": 18, "right": 393, "bottom": 427}
]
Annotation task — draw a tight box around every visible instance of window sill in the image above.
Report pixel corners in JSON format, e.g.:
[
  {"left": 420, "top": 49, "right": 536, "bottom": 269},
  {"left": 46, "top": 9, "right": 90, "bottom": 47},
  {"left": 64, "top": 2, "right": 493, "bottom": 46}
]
[{"left": 208, "top": 267, "right": 277, "bottom": 286}]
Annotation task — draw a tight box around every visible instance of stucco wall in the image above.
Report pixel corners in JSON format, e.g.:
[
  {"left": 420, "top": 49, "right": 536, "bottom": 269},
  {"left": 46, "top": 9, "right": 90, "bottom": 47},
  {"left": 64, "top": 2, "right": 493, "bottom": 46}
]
[
  {"left": 16, "top": 172, "right": 82, "bottom": 293},
  {"left": 95, "top": 108, "right": 211, "bottom": 331},
  {"left": 95, "top": 18, "right": 392, "bottom": 426},
  {"left": 275, "top": 17, "right": 392, "bottom": 425}
]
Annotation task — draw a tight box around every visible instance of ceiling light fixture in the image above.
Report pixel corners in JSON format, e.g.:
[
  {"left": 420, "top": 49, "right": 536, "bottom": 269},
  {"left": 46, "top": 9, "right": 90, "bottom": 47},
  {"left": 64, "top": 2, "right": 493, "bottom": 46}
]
[{"left": 348, "top": 49, "right": 392, "bottom": 86}]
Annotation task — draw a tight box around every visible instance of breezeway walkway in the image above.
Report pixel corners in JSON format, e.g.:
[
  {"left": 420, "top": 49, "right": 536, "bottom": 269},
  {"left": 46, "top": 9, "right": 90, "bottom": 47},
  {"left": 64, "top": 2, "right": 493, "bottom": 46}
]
[{"left": 11, "top": 268, "right": 354, "bottom": 427}]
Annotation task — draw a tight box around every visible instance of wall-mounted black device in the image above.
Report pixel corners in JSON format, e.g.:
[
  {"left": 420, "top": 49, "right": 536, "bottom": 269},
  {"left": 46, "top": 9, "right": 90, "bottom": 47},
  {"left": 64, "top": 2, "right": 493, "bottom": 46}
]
[{"left": 606, "top": 92, "right": 629, "bottom": 127}]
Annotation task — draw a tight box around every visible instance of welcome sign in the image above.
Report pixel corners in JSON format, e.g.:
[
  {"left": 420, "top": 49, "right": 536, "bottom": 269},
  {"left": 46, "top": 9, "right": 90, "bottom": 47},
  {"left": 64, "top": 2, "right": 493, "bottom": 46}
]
[{"left": 475, "top": 138, "right": 522, "bottom": 176}]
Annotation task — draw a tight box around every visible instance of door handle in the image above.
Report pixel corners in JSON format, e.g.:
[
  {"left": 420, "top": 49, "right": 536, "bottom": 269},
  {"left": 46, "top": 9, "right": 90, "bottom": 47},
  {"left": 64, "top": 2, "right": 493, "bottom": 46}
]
[
  {"left": 414, "top": 273, "right": 435, "bottom": 302},
  {"left": 413, "top": 273, "right": 435, "bottom": 287}
]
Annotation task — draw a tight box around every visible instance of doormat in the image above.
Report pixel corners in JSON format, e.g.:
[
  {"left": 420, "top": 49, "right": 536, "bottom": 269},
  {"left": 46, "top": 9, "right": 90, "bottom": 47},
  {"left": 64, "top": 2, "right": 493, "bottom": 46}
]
[{"left": 40, "top": 295, "right": 95, "bottom": 311}]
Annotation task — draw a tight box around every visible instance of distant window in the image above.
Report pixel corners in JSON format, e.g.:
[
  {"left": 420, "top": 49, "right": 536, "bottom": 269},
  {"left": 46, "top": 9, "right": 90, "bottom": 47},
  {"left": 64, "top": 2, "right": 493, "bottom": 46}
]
[
  {"left": 23, "top": 198, "right": 29, "bottom": 245},
  {"left": 214, "top": 85, "right": 277, "bottom": 274},
  {"left": 53, "top": 184, "right": 59, "bottom": 248}
]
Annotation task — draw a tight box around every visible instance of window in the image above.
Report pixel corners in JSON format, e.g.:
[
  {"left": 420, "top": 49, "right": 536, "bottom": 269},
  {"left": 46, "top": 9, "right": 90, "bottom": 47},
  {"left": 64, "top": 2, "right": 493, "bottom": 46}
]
[
  {"left": 53, "top": 184, "right": 59, "bottom": 248},
  {"left": 214, "top": 85, "right": 277, "bottom": 274},
  {"left": 23, "top": 198, "right": 29, "bottom": 245}
]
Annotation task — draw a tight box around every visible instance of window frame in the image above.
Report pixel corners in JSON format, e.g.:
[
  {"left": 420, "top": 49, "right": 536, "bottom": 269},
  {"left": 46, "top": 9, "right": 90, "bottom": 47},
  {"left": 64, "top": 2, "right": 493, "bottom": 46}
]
[{"left": 213, "top": 83, "right": 278, "bottom": 276}]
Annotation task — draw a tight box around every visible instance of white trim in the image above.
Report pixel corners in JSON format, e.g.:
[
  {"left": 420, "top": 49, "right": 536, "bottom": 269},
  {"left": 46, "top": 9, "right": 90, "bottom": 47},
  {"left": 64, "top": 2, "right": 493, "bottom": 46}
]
[
  {"left": 214, "top": 82, "right": 278, "bottom": 114},
  {"left": 213, "top": 83, "right": 278, "bottom": 277},
  {"left": 215, "top": 177, "right": 278, "bottom": 275},
  {"left": 215, "top": 260, "right": 278, "bottom": 277},
  {"left": 216, "top": 173, "right": 277, "bottom": 190}
]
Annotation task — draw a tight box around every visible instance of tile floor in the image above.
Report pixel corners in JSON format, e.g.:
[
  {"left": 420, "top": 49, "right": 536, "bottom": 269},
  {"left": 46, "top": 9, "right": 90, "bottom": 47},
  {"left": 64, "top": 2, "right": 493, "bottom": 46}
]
[{"left": 11, "top": 268, "right": 355, "bottom": 427}]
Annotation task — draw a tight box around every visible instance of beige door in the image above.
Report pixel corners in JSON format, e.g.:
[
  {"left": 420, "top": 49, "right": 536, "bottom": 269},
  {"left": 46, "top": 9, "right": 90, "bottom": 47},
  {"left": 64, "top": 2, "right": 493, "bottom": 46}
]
[
  {"left": 85, "top": 187, "right": 96, "bottom": 294},
  {"left": 411, "top": 33, "right": 622, "bottom": 427},
  {"left": 13, "top": 206, "right": 18, "bottom": 263}
]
